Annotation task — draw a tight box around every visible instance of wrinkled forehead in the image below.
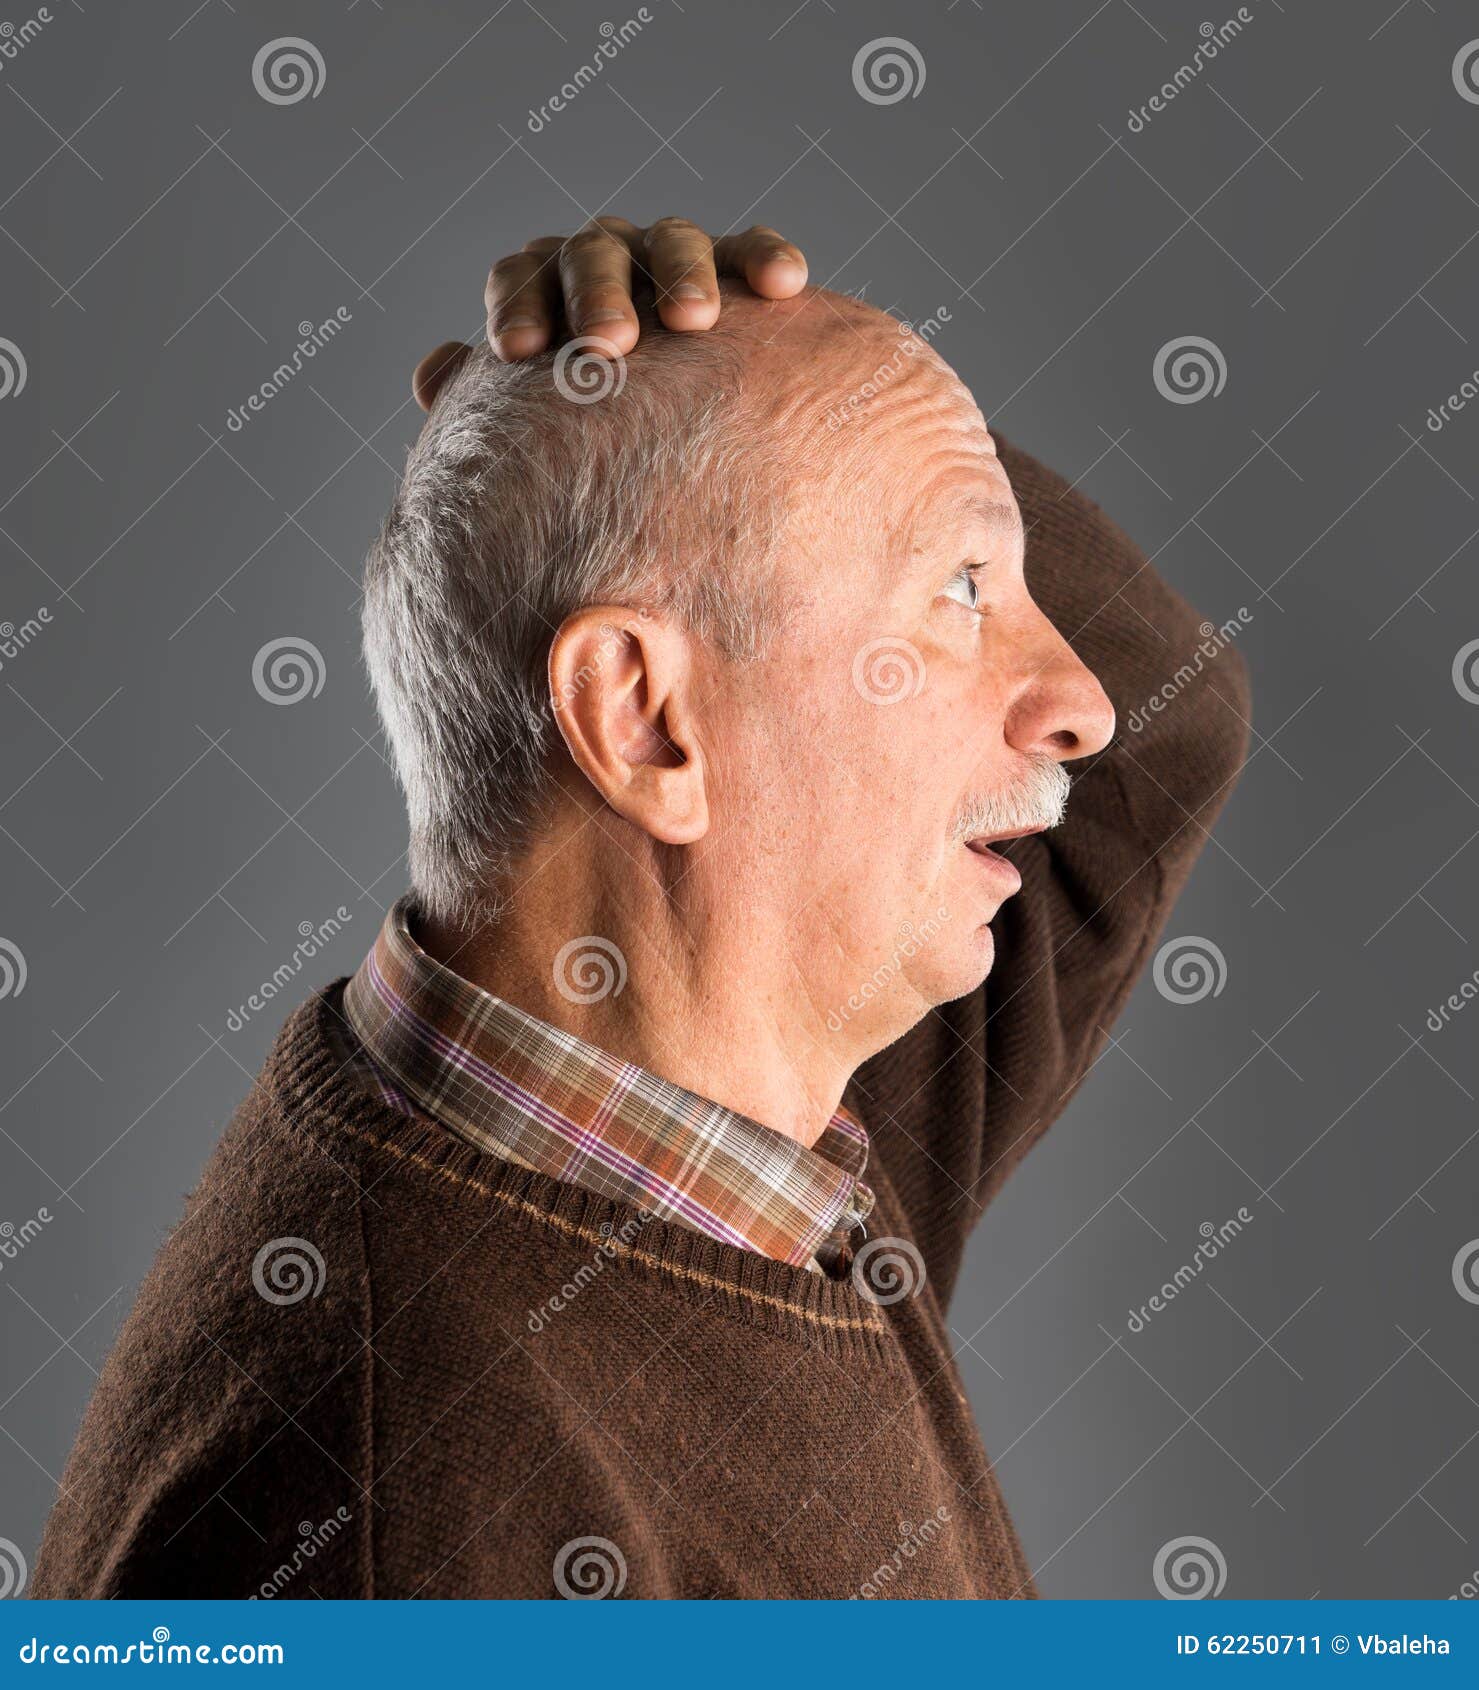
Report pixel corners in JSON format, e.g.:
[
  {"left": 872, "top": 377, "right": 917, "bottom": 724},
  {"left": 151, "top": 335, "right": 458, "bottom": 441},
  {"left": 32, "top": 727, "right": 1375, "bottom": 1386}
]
[
  {"left": 783, "top": 327, "right": 1016, "bottom": 555},
  {"left": 698, "top": 287, "right": 1018, "bottom": 579}
]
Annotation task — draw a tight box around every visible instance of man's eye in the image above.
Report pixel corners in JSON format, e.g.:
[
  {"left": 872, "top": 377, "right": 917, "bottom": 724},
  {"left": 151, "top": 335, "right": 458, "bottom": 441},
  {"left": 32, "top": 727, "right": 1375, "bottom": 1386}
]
[{"left": 941, "top": 568, "right": 981, "bottom": 612}]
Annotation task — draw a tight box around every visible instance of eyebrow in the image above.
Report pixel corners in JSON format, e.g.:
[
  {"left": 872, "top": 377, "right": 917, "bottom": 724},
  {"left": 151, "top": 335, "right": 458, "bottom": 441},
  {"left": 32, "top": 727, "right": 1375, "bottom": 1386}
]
[
  {"left": 909, "top": 493, "right": 1025, "bottom": 555},
  {"left": 955, "top": 495, "right": 1024, "bottom": 541}
]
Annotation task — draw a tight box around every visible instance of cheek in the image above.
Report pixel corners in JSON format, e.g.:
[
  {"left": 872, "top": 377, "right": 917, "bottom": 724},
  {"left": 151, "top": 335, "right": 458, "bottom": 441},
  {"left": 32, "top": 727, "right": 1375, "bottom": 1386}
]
[{"left": 705, "top": 636, "right": 1002, "bottom": 879}]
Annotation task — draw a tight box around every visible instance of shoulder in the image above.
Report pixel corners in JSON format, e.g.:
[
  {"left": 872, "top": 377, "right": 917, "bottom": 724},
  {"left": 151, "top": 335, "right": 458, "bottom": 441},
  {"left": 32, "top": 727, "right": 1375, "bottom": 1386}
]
[{"left": 33, "top": 991, "right": 376, "bottom": 1598}]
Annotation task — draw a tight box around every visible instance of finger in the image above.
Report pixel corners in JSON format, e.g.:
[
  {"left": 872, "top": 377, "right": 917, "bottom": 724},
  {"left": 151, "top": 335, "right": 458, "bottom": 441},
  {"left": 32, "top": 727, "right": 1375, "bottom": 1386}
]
[
  {"left": 485, "top": 242, "right": 564, "bottom": 360},
  {"left": 642, "top": 217, "right": 720, "bottom": 331},
  {"left": 412, "top": 341, "right": 474, "bottom": 412},
  {"left": 558, "top": 221, "right": 640, "bottom": 356},
  {"left": 713, "top": 225, "right": 808, "bottom": 298}
]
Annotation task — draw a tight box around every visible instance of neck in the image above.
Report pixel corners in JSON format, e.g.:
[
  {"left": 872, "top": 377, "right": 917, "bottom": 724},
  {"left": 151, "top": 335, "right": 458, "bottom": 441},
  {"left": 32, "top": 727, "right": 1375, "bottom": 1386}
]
[{"left": 416, "top": 833, "right": 859, "bottom": 1151}]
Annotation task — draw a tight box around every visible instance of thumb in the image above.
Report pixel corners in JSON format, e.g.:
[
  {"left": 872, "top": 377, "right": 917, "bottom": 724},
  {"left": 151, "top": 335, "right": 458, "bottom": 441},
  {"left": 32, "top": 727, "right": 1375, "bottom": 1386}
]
[{"left": 411, "top": 341, "right": 474, "bottom": 412}]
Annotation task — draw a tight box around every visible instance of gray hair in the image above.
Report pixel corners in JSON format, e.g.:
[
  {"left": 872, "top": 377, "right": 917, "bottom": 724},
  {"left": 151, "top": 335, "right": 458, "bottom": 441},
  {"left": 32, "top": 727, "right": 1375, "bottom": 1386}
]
[{"left": 362, "top": 329, "right": 805, "bottom": 924}]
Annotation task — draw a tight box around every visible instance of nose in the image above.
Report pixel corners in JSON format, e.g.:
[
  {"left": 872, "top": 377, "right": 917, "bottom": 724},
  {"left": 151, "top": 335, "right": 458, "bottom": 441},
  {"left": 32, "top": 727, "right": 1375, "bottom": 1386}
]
[{"left": 1003, "top": 611, "right": 1115, "bottom": 764}]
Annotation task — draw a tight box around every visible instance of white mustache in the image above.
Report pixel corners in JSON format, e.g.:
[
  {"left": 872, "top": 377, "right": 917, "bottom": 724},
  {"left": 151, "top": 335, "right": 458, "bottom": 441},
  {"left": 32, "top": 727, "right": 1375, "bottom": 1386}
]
[{"left": 950, "top": 755, "right": 1071, "bottom": 842}]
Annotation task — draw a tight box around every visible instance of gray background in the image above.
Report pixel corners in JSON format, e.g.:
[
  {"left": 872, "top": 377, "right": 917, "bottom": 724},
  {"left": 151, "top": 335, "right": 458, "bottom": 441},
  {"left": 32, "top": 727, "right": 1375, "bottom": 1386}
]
[{"left": 2, "top": 0, "right": 1477, "bottom": 1601}]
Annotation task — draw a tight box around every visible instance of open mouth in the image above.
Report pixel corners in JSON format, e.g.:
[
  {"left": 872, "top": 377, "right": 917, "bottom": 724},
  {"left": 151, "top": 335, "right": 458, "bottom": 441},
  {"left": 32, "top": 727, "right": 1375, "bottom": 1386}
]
[
  {"left": 963, "top": 824, "right": 1046, "bottom": 857},
  {"left": 962, "top": 825, "right": 1045, "bottom": 896}
]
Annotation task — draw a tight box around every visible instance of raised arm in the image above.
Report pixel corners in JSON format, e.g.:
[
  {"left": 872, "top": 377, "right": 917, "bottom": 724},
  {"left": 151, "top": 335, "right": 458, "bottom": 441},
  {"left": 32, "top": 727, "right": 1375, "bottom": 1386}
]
[{"left": 852, "top": 439, "right": 1251, "bottom": 1301}]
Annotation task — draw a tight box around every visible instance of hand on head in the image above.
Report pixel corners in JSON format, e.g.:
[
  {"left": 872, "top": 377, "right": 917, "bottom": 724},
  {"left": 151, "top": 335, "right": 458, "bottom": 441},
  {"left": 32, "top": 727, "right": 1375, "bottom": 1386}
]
[{"left": 411, "top": 217, "right": 808, "bottom": 411}]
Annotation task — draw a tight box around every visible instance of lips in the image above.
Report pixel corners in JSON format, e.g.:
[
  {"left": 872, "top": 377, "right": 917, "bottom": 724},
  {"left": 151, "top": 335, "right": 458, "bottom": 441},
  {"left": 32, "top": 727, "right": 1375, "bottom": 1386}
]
[
  {"left": 963, "top": 825, "right": 1045, "bottom": 897},
  {"left": 965, "top": 824, "right": 1046, "bottom": 851}
]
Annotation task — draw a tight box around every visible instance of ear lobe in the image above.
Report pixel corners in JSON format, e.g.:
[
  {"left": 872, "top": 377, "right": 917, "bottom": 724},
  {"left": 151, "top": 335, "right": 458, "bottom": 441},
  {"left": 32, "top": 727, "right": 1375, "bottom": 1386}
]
[
  {"left": 548, "top": 608, "right": 710, "bottom": 846},
  {"left": 412, "top": 341, "right": 474, "bottom": 412}
]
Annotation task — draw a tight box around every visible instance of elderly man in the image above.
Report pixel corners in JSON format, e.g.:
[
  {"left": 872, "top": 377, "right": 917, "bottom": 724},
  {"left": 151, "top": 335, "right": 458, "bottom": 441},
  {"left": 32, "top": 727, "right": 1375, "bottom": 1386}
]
[{"left": 35, "top": 220, "right": 1248, "bottom": 1600}]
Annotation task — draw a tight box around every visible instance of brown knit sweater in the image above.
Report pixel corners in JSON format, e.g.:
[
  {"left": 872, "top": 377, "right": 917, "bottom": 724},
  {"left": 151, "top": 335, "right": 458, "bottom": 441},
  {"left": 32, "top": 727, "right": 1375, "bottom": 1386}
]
[{"left": 32, "top": 441, "right": 1250, "bottom": 1600}]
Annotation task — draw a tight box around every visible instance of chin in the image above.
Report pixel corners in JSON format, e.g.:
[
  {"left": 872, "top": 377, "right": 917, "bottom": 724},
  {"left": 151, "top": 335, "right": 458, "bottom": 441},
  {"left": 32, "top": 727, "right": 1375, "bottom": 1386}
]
[{"left": 924, "top": 925, "right": 997, "bottom": 1007}]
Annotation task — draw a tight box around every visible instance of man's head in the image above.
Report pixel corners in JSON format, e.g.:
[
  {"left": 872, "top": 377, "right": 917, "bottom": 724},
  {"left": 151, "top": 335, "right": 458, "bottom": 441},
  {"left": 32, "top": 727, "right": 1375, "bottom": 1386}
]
[{"left": 364, "top": 284, "right": 1113, "bottom": 1063}]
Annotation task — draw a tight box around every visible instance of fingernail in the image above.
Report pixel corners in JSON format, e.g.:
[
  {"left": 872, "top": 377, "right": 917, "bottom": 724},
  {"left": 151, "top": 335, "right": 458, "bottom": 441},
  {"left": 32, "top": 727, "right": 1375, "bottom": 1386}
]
[
  {"left": 580, "top": 308, "right": 626, "bottom": 325},
  {"left": 671, "top": 283, "right": 706, "bottom": 300},
  {"left": 497, "top": 314, "right": 539, "bottom": 330}
]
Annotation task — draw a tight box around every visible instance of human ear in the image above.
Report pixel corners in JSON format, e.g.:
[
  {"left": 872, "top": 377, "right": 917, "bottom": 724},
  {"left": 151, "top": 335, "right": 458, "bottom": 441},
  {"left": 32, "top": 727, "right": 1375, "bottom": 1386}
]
[{"left": 547, "top": 607, "right": 710, "bottom": 845}]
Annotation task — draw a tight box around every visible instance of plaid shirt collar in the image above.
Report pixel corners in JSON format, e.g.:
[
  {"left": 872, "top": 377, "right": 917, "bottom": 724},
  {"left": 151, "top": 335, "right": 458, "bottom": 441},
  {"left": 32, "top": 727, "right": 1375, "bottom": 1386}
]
[{"left": 342, "top": 897, "right": 875, "bottom": 1272}]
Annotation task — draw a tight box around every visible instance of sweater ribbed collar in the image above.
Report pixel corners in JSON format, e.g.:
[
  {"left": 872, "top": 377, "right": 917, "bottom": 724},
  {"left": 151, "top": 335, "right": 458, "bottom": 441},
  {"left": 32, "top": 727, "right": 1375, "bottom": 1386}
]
[{"left": 341, "top": 898, "right": 875, "bottom": 1272}]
